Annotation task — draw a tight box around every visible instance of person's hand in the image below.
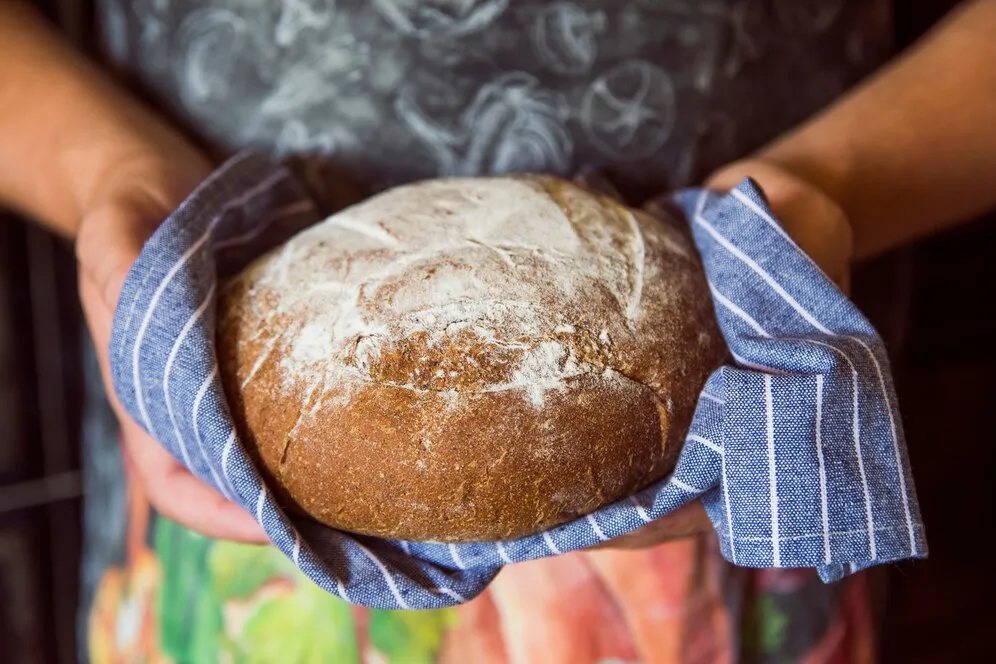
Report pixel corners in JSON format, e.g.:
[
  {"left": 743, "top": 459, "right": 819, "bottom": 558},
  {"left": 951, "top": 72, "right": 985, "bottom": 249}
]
[
  {"left": 706, "top": 158, "right": 854, "bottom": 293},
  {"left": 589, "top": 158, "right": 854, "bottom": 551},
  {"left": 76, "top": 148, "right": 268, "bottom": 544}
]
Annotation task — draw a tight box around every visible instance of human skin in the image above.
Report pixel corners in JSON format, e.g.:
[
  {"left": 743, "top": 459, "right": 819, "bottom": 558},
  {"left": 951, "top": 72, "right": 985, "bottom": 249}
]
[{"left": 2, "top": 0, "right": 995, "bottom": 546}]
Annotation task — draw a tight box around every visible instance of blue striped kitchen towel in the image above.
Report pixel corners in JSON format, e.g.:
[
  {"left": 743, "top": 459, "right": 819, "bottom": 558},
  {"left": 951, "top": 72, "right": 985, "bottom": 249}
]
[{"left": 108, "top": 151, "right": 926, "bottom": 610}]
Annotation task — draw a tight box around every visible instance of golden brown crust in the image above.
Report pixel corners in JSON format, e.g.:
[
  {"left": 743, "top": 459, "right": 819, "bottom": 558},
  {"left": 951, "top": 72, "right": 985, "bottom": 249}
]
[{"left": 217, "top": 175, "right": 725, "bottom": 542}]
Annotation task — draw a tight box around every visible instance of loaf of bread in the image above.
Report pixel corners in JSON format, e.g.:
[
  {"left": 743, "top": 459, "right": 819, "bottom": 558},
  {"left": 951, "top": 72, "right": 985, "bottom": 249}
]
[{"left": 217, "top": 175, "right": 726, "bottom": 542}]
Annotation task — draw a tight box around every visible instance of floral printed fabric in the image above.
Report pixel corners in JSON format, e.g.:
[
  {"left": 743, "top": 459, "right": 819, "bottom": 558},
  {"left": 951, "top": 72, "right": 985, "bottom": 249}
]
[{"left": 87, "top": 458, "right": 875, "bottom": 664}]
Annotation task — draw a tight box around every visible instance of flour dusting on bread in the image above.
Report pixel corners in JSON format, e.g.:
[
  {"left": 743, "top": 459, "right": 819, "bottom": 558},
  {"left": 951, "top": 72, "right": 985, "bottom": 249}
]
[
  {"left": 216, "top": 174, "right": 726, "bottom": 542},
  {"left": 228, "top": 176, "right": 691, "bottom": 410}
]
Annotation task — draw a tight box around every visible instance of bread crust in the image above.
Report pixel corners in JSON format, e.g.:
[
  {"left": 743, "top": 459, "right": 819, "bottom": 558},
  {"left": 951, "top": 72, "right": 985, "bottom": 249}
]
[{"left": 217, "top": 176, "right": 725, "bottom": 542}]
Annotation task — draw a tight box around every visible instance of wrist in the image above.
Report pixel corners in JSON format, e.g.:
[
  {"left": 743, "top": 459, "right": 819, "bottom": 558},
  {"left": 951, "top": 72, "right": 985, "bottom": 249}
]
[
  {"left": 705, "top": 150, "right": 850, "bottom": 207},
  {"left": 0, "top": 2, "right": 199, "bottom": 237},
  {"left": 0, "top": 2, "right": 211, "bottom": 238},
  {"left": 70, "top": 136, "right": 212, "bottom": 232},
  {"left": 54, "top": 81, "right": 213, "bottom": 236}
]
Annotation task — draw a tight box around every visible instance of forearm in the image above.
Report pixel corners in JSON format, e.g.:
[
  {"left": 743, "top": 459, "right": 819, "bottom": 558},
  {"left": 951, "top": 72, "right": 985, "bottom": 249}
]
[
  {"left": 0, "top": 1, "right": 206, "bottom": 238},
  {"left": 722, "top": 1, "right": 996, "bottom": 260}
]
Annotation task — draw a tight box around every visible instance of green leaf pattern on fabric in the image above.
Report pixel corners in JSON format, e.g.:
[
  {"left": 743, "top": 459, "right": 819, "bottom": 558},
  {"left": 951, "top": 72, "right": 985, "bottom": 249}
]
[
  {"left": 231, "top": 579, "right": 360, "bottom": 663},
  {"left": 153, "top": 518, "right": 458, "bottom": 663},
  {"left": 155, "top": 518, "right": 223, "bottom": 664},
  {"left": 208, "top": 539, "right": 297, "bottom": 599},
  {"left": 368, "top": 608, "right": 456, "bottom": 664},
  {"left": 756, "top": 596, "right": 788, "bottom": 653}
]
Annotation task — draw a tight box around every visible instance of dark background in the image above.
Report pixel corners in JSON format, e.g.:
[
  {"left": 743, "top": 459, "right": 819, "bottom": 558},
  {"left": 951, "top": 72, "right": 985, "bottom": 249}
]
[{"left": 0, "top": 1, "right": 990, "bottom": 662}]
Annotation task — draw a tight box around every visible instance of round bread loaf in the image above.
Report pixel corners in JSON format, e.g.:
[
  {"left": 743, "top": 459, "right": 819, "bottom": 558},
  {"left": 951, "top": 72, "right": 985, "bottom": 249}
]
[{"left": 217, "top": 175, "right": 726, "bottom": 542}]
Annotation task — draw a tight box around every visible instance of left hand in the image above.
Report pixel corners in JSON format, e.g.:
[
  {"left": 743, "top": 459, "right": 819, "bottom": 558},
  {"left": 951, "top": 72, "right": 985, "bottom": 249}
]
[
  {"left": 587, "top": 158, "right": 855, "bottom": 550},
  {"left": 705, "top": 158, "right": 854, "bottom": 293}
]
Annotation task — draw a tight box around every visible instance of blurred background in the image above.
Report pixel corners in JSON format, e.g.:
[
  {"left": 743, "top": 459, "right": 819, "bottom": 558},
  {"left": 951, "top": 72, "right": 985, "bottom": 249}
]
[{"left": 1, "top": 1, "right": 992, "bottom": 663}]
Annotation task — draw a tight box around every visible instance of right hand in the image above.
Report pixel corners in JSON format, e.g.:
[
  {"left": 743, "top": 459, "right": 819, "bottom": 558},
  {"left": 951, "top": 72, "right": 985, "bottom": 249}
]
[
  {"left": 76, "top": 148, "right": 268, "bottom": 544},
  {"left": 573, "top": 159, "right": 855, "bottom": 553}
]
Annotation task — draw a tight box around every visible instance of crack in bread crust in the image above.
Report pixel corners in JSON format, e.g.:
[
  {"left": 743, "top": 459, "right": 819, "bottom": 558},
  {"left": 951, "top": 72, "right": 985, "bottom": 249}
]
[{"left": 217, "top": 175, "right": 727, "bottom": 541}]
